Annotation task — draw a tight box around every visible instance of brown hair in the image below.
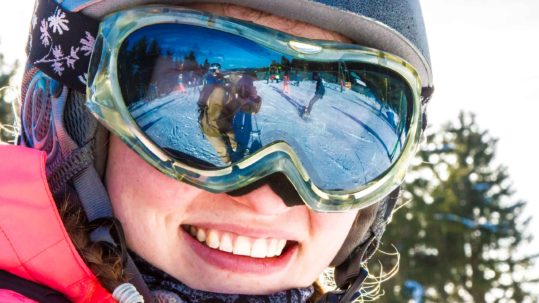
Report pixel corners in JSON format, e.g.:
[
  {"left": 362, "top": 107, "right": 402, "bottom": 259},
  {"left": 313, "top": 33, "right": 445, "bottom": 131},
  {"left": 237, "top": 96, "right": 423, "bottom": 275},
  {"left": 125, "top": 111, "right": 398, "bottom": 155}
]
[
  {"left": 58, "top": 193, "right": 127, "bottom": 292},
  {"left": 309, "top": 281, "right": 325, "bottom": 302}
]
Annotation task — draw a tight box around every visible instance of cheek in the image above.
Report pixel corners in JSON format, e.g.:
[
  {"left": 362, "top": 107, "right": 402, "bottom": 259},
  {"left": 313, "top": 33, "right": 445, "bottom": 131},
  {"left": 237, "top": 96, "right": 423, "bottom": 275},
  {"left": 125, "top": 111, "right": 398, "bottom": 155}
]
[
  {"left": 310, "top": 211, "right": 358, "bottom": 253},
  {"left": 294, "top": 210, "right": 358, "bottom": 285},
  {"left": 106, "top": 137, "right": 200, "bottom": 215},
  {"left": 105, "top": 137, "right": 202, "bottom": 251}
]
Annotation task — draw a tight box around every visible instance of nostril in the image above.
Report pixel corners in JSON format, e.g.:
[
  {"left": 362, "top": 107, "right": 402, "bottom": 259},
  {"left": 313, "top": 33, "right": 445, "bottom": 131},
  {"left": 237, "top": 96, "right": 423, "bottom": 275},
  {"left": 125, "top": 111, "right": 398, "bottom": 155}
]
[{"left": 227, "top": 173, "right": 304, "bottom": 207}]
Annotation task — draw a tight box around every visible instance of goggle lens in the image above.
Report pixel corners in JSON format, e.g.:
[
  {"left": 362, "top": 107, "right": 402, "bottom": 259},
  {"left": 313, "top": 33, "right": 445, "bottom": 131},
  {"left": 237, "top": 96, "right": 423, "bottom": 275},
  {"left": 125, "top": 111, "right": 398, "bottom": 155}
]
[{"left": 117, "top": 23, "right": 413, "bottom": 192}]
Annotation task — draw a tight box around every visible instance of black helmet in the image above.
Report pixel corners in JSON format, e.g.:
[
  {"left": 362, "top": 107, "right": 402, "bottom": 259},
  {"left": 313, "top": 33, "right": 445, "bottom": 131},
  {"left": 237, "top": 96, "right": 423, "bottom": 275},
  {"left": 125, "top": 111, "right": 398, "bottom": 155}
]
[{"left": 209, "top": 62, "right": 222, "bottom": 72}]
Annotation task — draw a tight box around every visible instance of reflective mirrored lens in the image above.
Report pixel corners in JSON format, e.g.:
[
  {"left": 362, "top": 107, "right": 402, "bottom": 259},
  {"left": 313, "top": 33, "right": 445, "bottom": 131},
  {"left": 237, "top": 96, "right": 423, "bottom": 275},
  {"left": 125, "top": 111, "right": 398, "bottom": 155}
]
[{"left": 118, "top": 24, "right": 413, "bottom": 191}]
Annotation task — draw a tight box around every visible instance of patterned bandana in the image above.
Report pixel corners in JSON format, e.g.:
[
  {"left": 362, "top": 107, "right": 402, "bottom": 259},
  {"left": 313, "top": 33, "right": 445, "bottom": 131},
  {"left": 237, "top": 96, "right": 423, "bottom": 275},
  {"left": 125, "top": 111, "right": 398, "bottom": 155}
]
[
  {"left": 132, "top": 254, "right": 315, "bottom": 303},
  {"left": 28, "top": 0, "right": 99, "bottom": 92}
]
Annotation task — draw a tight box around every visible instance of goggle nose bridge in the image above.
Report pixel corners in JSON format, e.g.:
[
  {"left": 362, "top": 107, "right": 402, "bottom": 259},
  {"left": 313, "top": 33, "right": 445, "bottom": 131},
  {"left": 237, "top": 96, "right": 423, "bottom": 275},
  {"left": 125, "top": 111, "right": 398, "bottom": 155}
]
[
  {"left": 199, "top": 142, "right": 361, "bottom": 211},
  {"left": 176, "top": 141, "right": 312, "bottom": 193}
]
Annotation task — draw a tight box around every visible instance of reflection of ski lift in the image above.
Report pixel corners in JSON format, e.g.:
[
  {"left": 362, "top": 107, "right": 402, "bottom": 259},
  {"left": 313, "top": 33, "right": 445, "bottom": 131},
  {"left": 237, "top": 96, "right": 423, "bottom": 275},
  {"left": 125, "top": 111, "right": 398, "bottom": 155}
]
[{"left": 338, "top": 61, "right": 352, "bottom": 92}]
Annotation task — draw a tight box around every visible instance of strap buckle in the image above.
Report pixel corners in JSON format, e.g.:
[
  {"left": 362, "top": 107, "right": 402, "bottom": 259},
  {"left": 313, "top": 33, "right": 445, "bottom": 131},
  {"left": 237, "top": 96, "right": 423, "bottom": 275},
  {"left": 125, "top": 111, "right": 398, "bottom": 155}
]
[
  {"left": 88, "top": 217, "right": 128, "bottom": 268},
  {"left": 316, "top": 268, "right": 369, "bottom": 303}
]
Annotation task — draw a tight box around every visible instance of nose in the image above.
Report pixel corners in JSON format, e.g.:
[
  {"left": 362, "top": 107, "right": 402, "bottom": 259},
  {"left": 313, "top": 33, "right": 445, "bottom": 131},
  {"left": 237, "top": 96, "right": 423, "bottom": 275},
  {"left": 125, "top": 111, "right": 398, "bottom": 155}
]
[
  {"left": 227, "top": 173, "right": 305, "bottom": 214},
  {"left": 228, "top": 183, "right": 295, "bottom": 216}
]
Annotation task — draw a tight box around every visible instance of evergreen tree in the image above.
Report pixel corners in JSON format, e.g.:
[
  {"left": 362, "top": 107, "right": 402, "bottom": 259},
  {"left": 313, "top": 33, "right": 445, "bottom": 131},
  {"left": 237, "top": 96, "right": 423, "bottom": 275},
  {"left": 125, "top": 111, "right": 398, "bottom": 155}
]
[
  {"left": 202, "top": 58, "right": 210, "bottom": 71},
  {"left": 0, "top": 47, "right": 17, "bottom": 143},
  {"left": 373, "top": 112, "right": 538, "bottom": 302}
]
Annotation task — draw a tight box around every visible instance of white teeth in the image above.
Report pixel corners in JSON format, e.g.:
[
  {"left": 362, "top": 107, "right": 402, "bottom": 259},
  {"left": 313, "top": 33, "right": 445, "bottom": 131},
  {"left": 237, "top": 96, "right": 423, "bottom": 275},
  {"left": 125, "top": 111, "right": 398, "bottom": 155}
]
[
  {"left": 187, "top": 225, "right": 290, "bottom": 258},
  {"left": 251, "top": 238, "right": 268, "bottom": 258},
  {"left": 233, "top": 236, "right": 252, "bottom": 256},
  {"left": 207, "top": 230, "right": 220, "bottom": 249},
  {"left": 267, "top": 239, "right": 279, "bottom": 257},
  {"left": 277, "top": 239, "right": 287, "bottom": 255},
  {"left": 196, "top": 228, "right": 206, "bottom": 242},
  {"left": 219, "top": 232, "right": 234, "bottom": 253}
]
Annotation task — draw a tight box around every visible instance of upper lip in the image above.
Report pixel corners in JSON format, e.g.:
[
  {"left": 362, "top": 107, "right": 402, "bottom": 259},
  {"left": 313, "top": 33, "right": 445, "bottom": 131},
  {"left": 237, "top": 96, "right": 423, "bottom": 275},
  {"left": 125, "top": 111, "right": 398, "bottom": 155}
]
[{"left": 182, "top": 222, "right": 301, "bottom": 242}]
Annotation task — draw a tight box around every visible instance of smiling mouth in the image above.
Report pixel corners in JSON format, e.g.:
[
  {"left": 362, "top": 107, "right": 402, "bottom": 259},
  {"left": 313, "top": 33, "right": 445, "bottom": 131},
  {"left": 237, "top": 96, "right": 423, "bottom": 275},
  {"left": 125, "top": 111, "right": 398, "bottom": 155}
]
[{"left": 182, "top": 225, "right": 295, "bottom": 259}]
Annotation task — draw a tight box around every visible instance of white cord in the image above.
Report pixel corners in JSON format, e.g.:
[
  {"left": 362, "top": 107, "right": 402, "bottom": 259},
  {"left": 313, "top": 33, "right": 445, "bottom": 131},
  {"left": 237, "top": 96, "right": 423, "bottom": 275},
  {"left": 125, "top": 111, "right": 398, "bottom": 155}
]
[{"left": 112, "top": 283, "right": 145, "bottom": 303}]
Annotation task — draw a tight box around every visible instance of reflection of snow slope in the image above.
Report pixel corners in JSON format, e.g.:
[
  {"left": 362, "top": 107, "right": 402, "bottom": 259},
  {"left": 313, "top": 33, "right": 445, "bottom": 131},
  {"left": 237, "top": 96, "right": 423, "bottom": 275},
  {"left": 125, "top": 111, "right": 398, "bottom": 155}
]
[
  {"left": 129, "top": 80, "right": 402, "bottom": 190},
  {"left": 129, "top": 87, "right": 222, "bottom": 167}
]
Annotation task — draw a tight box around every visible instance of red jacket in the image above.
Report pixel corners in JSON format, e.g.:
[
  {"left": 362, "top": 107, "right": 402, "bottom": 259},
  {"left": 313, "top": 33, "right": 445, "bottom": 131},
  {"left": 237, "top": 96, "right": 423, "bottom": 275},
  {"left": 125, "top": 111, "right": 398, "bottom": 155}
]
[{"left": 0, "top": 145, "right": 115, "bottom": 302}]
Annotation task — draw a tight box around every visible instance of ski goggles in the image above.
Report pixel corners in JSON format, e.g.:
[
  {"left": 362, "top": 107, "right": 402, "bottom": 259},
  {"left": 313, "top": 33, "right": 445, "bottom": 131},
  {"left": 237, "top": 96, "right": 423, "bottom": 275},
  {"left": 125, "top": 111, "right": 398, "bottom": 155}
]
[{"left": 86, "top": 6, "right": 423, "bottom": 212}]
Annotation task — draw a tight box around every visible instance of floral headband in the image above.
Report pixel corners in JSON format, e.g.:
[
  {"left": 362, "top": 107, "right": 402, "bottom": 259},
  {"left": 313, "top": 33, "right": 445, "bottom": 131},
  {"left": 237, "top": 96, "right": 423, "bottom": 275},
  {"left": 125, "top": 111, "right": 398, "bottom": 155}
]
[{"left": 28, "top": 0, "right": 99, "bottom": 92}]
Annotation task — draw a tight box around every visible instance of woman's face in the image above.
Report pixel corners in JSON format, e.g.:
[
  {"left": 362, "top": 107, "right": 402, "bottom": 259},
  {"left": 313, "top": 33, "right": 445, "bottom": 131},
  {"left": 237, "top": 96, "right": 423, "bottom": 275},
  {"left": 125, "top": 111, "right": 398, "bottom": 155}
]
[{"left": 105, "top": 4, "right": 358, "bottom": 295}]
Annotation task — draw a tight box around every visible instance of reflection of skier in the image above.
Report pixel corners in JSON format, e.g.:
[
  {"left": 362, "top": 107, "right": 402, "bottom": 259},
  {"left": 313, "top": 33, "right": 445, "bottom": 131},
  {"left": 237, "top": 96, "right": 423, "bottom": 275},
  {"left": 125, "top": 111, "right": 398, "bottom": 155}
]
[
  {"left": 198, "top": 63, "right": 239, "bottom": 164},
  {"left": 198, "top": 64, "right": 224, "bottom": 106},
  {"left": 283, "top": 73, "right": 290, "bottom": 94},
  {"left": 178, "top": 74, "right": 186, "bottom": 93},
  {"left": 292, "top": 69, "right": 300, "bottom": 86},
  {"left": 267, "top": 64, "right": 280, "bottom": 83},
  {"left": 303, "top": 72, "right": 325, "bottom": 116},
  {"left": 204, "top": 63, "right": 224, "bottom": 85},
  {"left": 232, "top": 74, "right": 263, "bottom": 160}
]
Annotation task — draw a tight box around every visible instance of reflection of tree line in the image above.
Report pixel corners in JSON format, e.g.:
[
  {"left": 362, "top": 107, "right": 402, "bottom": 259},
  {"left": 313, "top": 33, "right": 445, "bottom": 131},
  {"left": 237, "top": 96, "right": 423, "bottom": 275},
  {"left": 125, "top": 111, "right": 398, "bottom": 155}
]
[
  {"left": 119, "top": 36, "right": 264, "bottom": 104},
  {"left": 118, "top": 37, "right": 207, "bottom": 104},
  {"left": 119, "top": 36, "right": 410, "bottom": 114}
]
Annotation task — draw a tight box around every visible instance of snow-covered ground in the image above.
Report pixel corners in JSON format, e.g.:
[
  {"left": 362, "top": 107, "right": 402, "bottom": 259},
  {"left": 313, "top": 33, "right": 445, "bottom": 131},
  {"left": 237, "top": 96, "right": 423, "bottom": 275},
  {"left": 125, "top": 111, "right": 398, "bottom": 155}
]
[{"left": 129, "top": 79, "right": 403, "bottom": 190}]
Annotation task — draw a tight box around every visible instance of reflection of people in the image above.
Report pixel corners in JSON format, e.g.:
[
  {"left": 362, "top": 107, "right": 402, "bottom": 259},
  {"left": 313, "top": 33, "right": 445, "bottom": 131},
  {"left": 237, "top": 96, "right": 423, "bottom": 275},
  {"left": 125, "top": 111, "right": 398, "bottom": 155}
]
[
  {"left": 4, "top": 1, "right": 433, "bottom": 303},
  {"left": 232, "top": 74, "right": 262, "bottom": 159},
  {"left": 304, "top": 72, "right": 326, "bottom": 116},
  {"left": 267, "top": 62, "right": 280, "bottom": 83},
  {"left": 283, "top": 72, "right": 290, "bottom": 93},
  {"left": 198, "top": 67, "right": 240, "bottom": 164},
  {"left": 293, "top": 69, "right": 301, "bottom": 86},
  {"left": 176, "top": 73, "right": 186, "bottom": 93}
]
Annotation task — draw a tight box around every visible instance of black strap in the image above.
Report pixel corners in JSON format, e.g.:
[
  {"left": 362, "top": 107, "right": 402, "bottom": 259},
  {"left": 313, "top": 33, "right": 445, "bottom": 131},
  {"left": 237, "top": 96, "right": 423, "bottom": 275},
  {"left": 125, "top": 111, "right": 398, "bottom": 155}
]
[
  {"left": 0, "top": 270, "right": 70, "bottom": 303},
  {"left": 420, "top": 86, "right": 435, "bottom": 132},
  {"left": 421, "top": 86, "right": 435, "bottom": 105},
  {"left": 314, "top": 268, "right": 369, "bottom": 303},
  {"left": 75, "top": 166, "right": 155, "bottom": 302},
  {"left": 28, "top": 0, "right": 99, "bottom": 92},
  {"left": 47, "top": 83, "right": 154, "bottom": 301},
  {"left": 47, "top": 143, "right": 95, "bottom": 195},
  {"left": 334, "top": 187, "right": 400, "bottom": 289}
]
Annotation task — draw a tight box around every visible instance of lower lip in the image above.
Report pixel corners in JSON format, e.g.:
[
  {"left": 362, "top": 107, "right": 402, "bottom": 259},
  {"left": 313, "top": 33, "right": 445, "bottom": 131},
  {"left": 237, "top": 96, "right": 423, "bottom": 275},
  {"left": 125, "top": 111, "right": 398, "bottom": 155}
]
[{"left": 181, "top": 228, "right": 298, "bottom": 274}]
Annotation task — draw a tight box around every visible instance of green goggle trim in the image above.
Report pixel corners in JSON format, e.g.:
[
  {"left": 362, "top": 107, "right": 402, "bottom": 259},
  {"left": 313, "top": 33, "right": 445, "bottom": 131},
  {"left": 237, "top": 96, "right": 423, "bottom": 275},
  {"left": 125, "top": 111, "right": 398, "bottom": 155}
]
[{"left": 86, "top": 6, "right": 423, "bottom": 212}]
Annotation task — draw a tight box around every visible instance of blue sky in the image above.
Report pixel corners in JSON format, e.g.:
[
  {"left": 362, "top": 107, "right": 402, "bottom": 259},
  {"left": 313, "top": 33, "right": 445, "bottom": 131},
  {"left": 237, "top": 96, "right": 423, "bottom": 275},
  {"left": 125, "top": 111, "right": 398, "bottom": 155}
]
[{"left": 123, "top": 23, "right": 284, "bottom": 70}]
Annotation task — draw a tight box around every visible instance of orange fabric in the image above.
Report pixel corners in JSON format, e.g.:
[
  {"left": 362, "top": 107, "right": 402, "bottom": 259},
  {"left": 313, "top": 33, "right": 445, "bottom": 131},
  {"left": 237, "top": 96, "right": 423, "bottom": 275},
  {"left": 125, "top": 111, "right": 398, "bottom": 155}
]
[{"left": 0, "top": 145, "right": 115, "bottom": 303}]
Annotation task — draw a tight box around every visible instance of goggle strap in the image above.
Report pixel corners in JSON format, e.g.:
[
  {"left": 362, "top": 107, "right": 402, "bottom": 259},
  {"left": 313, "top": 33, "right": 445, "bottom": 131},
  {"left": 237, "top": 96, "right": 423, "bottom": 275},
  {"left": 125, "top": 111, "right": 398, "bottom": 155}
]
[
  {"left": 76, "top": 168, "right": 155, "bottom": 302},
  {"left": 331, "top": 187, "right": 400, "bottom": 297},
  {"left": 421, "top": 86, "right": 435, "bottom": 105},
  {"left": 314, "top": 268, "right": 369, "bottom": 303},
  {"left": 28, "top": 0, "right": 99, "bottom": 93},
  {"left": 421, "top": 86, "right": 434, "bottom": 132},
  {"left": 66, "top": 142, "right": 154, "bottom": 301}
]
